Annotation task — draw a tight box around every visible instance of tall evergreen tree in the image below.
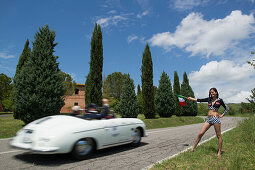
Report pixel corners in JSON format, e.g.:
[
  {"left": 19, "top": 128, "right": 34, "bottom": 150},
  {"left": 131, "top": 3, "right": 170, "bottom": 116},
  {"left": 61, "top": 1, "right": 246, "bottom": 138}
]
[
  {"left": 15, "top": 39, "right": 31, "bottom": 75},
  {"left": 13, "top": 25, "right": 65, "bottom": 124},
  {"left": 155, "top": 71, "right": 175, "bottom": 117},
  {"left": 13, "top": 39, "right": 31, "bottom": 118},
  {"left": 85, "top": 23, "right": 103, "bottom": 106},
  {"left": 180, "top": 72, "right": 198, "bottom": 116},
  {"left": 118, "top": 75, "right": 139, "bottom": 118},
  {"left": 137, "top": 84, "right": 143, "bottom": 114},
  {"left": 173, "top": 71, "right": 182, "bottom": 116},
  {"left": 141, "top": 44, "right": 155, "bottom": 118},
  {"left": 137, "top": 84, "right": 141, "bottom": 96}
]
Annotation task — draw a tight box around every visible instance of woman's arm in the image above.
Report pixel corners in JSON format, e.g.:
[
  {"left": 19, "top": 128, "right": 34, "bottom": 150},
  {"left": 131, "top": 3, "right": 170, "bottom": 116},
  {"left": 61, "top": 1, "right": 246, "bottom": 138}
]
[
  {"left": 219, "top": 99, "right": 229, "bottom": 117},
  {"left": 187, "top": 97, "right": 209, "bottom": 102}
]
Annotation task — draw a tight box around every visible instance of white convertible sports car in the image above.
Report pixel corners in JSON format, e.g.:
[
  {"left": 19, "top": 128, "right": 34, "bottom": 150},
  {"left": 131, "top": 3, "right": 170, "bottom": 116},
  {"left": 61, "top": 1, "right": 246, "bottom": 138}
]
[{"left": 10, "top": 115, "right": 147, "bottom": 160}]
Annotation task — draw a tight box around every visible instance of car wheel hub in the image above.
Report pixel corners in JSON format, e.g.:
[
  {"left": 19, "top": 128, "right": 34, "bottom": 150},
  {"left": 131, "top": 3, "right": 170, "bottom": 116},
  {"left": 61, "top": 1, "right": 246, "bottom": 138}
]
[
  {"left": 132, "top": 129, "right": 141, "bottom": 143},
  {"left": 76, "top": 140, "right": 92, "bottom": 155}
]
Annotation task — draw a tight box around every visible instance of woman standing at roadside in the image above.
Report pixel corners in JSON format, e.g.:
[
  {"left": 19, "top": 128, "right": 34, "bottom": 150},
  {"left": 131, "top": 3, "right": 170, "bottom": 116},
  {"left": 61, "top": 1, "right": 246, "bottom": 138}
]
[{"left": 187, "top": 87, "right": 229, "bottom": 157}]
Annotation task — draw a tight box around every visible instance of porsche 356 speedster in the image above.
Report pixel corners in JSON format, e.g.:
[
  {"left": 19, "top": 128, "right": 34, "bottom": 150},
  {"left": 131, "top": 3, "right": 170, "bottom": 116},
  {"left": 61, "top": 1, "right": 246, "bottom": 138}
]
[{"left": 9, "top": 115, "right": 147, "bottom": 160}]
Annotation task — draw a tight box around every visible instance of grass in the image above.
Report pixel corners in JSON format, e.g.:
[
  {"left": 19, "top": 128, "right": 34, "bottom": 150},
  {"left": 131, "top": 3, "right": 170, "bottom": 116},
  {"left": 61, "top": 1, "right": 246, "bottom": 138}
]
[
  {"left": 0, "top": 116, "right": 24, "bottom": 139},
  {"left": 0, "top": 114, "right": 204, "bottom": 139},
  {"left": 150, "top": 116, "right": 255, "bottom": 170},
  {"left": 138, "top": 114, "right": 204, "bottom": 130}
]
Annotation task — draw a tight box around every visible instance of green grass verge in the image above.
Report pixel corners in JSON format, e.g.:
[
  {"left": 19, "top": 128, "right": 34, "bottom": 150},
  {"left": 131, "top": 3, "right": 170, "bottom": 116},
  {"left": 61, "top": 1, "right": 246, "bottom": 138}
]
[
  {"left": 151, "top": 116, "right": 255, "bottom": 169},
  {"left": 0, "top": 114, "right": 204, "bottom": 139},
  {"left": 138, "top": 115, "right": 204, "bottom": 130},
  {"left": 0, "top": 116, "right": 24, "bottom": 139}
]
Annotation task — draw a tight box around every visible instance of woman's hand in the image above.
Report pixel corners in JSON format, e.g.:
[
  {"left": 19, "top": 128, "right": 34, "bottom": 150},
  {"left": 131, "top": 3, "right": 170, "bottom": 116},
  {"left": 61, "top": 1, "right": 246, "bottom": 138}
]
[
  {"left": 218, "top": 114, "right": 224, "bottom": 118},
  {"left": 187, "top": 97, "right": 197, "bottom": 101}
]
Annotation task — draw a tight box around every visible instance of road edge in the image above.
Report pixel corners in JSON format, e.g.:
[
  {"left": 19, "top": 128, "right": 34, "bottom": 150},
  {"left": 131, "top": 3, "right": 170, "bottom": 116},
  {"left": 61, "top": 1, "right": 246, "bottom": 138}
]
[{"left": 142, "top": 127, "right": 234, "bottom": 170}]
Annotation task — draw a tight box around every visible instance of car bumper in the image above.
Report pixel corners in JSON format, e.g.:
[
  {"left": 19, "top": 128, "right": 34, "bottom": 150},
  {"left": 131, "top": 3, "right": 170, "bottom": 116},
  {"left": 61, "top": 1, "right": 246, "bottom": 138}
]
[{"left": 9, "top": 138, "right": 59, "bottom": 153}]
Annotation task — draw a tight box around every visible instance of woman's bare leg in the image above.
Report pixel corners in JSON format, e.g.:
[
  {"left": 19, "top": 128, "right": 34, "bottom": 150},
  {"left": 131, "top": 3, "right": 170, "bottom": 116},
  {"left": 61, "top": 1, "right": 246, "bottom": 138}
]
[
  {"left": 192, "top": 122, "right": 212, "bottom": 151},
  {"left": 213, "top": 123, "right": 222, "bottom": 157}
]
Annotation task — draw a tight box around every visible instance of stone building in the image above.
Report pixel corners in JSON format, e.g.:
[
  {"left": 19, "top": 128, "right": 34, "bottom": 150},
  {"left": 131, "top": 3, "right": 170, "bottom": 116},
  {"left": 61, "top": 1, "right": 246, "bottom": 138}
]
[{"left": 60, "top": 83, "right": 85, "bottom": 113}]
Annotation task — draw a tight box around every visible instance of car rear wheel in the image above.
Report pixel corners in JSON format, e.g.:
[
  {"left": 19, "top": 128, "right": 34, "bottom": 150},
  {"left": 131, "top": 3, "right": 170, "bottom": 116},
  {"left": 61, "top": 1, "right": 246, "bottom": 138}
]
[
  {"left": 71, "top": 138, "right": 95, "bottom": 160},
  {"left": 131, "top": 128, "right": 142, "bottom": 147}
]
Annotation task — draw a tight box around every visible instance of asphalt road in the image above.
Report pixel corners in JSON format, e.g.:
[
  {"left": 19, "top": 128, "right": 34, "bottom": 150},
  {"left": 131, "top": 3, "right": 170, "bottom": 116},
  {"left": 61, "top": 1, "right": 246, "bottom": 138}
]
[{"left": 0, "top": 117, "right": 244, "bottom": 170}]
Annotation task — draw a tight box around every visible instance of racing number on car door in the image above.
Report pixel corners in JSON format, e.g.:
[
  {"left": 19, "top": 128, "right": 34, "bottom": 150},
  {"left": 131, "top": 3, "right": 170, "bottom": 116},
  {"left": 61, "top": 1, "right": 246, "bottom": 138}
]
[
  {"left": 109, "top": 123, "right": 120, "bottom": 137},
  {"left": 103, "top": 120, "right": 120, "bottom": 145}
]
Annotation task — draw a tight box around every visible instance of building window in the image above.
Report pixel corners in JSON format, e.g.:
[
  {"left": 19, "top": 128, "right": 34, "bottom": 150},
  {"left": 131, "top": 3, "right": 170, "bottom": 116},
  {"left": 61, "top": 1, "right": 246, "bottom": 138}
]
[
  {"left": 75, "top": 88, "right": 79, "bottom": 95},
  {"left": 74, "top": 102, "right": 78, "bottom": 106}
]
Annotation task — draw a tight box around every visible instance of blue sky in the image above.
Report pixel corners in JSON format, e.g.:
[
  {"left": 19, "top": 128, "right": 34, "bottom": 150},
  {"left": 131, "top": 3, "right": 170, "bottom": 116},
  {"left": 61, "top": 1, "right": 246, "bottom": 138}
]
[{"left": 1, "top": 0, "right": 255, "bottom": 103}]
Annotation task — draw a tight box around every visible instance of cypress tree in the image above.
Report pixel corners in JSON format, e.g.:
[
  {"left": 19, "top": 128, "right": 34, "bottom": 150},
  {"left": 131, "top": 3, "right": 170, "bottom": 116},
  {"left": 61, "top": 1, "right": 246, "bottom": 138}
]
[
  {"left": 13, "top": 39, "right": 31, "bottom": 119},
  {"left": 141, "top": 44, "right": 155, "bottom": 119},
  {"left": 155, "top": 71, "right": 175, "bottom": 117},
  {"left": 85, "top": 23, "right": 103, "bottom": 106},
  {"left": 180, "top": 72, "right": 198, "bottom": 116},
  {"left": 13, "top": 25, "right": 65, "bottom": 124},
  {"left": 118, "top": 75, "right": 139, "bottom": 118},
  {"left": 137, "top": 84, "right": 143, "bottom": 114},
  {"left": 173, "top": 71, "right": 182, "bottom": 116},
  {"left": 137, "top": 84, "right": 141, "bottom": 96},
  {"left": 15, "top": 39, "right": 31, "bottom": 75}
]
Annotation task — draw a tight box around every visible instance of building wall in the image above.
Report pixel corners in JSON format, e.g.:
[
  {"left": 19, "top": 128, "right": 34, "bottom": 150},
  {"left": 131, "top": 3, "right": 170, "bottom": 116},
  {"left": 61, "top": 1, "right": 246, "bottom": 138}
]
[{"left": 60, "top": 84, "right": 85, "bottom": 113}]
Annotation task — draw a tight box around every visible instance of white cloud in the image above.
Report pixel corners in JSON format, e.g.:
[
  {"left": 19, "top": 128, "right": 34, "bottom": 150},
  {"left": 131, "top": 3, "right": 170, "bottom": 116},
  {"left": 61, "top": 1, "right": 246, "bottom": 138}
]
[
  {"left": 96, "top": 15, "right": 128, "bottom": 28},
  {"left": 0, "top": 52, "right": 15, "bottom": 59},
  {"left": 189, "top": 60, "right": 255, "bottom": 103},
  {"left": 149, "top": 10, "right": 255, "bottom": 58},
  {"left": 170, "top": 0, "right": 209, "bottom": 10},
  {"left": 137, "top": 11, "right": 149, "bottom": 18},
  {"left": 127, "top": 35, "right": 138, "bottom": 43},
  {"left": 108, "top": 10, "right": 117, "bottom": 14}
]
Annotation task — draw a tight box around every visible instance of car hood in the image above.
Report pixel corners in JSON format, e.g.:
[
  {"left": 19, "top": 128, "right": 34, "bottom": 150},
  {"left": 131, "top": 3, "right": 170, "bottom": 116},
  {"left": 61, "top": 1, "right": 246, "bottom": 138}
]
[{"left": 23, "top": 115, "right": 90, "bottom": 132}]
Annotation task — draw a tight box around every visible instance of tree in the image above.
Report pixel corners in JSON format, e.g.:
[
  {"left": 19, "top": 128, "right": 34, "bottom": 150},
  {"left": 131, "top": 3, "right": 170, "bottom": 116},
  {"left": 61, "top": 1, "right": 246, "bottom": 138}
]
[
  {"left": 173, "top": 71, "right": 182, "bottom": 116},
  {"left": 15, "top": 39, "right": 31, "bottom": 75},
  {"left": 137, "top": 84, "right": 141, "bottom": 96},
  {"left": 141, "top": 44, "right": 155, "bottom": 119},
  {"left": 85, "top": 23, "right": 103, "bottom": 106},
  {"left": 60, "top": 71, "right": 76, "bottom": 96},
  {"left": 155, "top": 71, "right": 175, "bottom": 117},
  {"left": 13, "top": 25, "right": 65, "bottom": 124},
  {"left": 118, "top": 75, "right": 139, "bottom": 118},
  {"left": 246, "top": 88, "right": 255, "bottom": 113},
  {"left": 137, "top": 84, "right": 143, "bottom": 114},
  {"left": 0, "top": 73, "right": 13, "bottom": 112},
  {"left": 13, "top": 39, "right": 31, "bottom": 117},
  {"left": 103, "top": 72, "right": 128, "bottom": 100},
  {"left": 180, "top": 72, "right": 198, "bottom": 116},
  {"left": 248, "top": 51, "right": 255, "bottom": 68}
]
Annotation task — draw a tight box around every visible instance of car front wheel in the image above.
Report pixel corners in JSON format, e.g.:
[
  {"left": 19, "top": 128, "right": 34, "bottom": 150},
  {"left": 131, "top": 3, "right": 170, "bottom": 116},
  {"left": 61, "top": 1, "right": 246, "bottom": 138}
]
[
  {"left": 131, "top": 128, "right": 142, "bottom": 147},
  {"left": 71, "top": 138, "right": 95, "bottom": 160}
]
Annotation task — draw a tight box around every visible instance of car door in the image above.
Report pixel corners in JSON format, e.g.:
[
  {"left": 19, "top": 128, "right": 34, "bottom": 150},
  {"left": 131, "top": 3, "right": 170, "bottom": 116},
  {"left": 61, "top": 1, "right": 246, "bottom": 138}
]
[{"left": 102, "top": 119, "right": 128, "bottom": 146}]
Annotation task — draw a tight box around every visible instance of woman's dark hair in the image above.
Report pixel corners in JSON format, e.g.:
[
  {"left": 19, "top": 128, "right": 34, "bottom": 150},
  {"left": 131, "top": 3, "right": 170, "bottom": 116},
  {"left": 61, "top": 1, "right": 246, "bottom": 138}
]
[{"left": 209, "top": 87, "right": 219, "bottom": 98}]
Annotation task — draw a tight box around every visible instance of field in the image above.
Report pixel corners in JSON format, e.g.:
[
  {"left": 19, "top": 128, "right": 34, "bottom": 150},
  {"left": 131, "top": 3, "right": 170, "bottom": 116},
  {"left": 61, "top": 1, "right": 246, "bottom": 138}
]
[{"left": 151, "top": 116, "right": 255, "bottom": 169}]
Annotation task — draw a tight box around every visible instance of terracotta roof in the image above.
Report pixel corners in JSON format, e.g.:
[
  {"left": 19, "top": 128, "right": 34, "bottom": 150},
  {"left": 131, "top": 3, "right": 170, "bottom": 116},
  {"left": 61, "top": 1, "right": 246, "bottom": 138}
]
[{"left": 76, "top": 83, "right": 85, "bottom": 86}]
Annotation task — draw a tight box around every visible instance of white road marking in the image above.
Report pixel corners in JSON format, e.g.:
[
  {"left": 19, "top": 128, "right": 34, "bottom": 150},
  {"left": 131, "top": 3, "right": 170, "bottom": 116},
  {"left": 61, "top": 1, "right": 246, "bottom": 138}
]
[
  {"left": 142, "top": 127, "right": 234, "bottom": 170},
  {"left": 0, "top": 138, "right": 12, "bottom": 141},
  {"left": 0, "top": 150, "right": 22, "bottom": 155}
]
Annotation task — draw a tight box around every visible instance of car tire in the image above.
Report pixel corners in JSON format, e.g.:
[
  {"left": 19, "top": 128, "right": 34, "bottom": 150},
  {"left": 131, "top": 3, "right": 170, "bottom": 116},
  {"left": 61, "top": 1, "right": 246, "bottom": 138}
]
[
  {"left": 71, "top": 138, "right": 95, "bottom": 160},
  {"left": 130, "top": 128, "right": 142, "bottom": 147}
]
